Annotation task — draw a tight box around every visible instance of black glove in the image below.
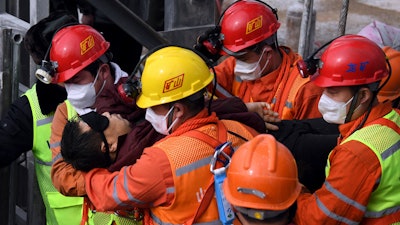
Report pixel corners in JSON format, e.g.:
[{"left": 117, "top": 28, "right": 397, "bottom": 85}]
[{"left": 194, "top": 26, "right": 222, "bottom": 63}]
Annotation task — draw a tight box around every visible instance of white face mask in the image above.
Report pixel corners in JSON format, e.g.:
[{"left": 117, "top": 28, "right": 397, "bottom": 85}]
[
  {"left": 234, "top": 48, "right": 269, "bottom": 81},
  {"left": 64, "top": 70, "right": 106, "bottom": 112},
  {"left": 145, "top": 106, "right": 178, "bottom": 135},
  {"left": 318, "top": 93, "right": 354, "bottom": 124}
]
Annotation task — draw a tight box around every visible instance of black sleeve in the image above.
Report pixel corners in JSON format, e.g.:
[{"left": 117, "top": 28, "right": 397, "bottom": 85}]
[
  {"left": 269, "top": 118, "right": 339, "bottom": 192},
  {"left": 0, "top": 96, "right": 34, "bottom": 168}
]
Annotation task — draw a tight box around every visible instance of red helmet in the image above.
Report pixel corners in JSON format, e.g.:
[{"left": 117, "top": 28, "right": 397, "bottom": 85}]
[
  {"left": 219, "top": 0, "right": 280, "bottom": 54},
  {"left": 378, "top": 46, "right": 400, "bottom": 102},
  {"left": 312, "top": 35, "right": 389, "bottom": 87},
  {"left": 50, "top": 24, "right": 110, "bottom": 83},
  {"left": 223, "top": 134, "right": 301, "bottom": 211}
]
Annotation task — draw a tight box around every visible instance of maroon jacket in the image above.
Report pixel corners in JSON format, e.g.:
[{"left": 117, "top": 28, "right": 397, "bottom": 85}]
[{"left": 107, "top": 96, "right": 266, "bottom": 171}]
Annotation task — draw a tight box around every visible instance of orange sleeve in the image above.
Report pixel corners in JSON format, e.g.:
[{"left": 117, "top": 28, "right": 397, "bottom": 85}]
[
  {"left": 212, "top": 56, "right": 236, "bottom": 97},
  {"left": 50, "top": 102, "right": 68, "bottom": 158},
  {"left": 50, "top": 102, "right": 86, "bottom": 196},
  {"left": 294, "top": 140, "right": 381, "bottom": 224},
  {"left": 51, "top": 157, "right": 87, "bottom": 196},
  {"left": 293, "top": 81, "right": 323, "bottom": 120},
  {"left": 85, "top": 147, "right": 174, "bottom": 211}
]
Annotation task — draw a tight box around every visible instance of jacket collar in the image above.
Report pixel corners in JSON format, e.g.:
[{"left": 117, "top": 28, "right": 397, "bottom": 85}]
[{"left": 339, "top": 101, "right": 394, "bottom": 142}]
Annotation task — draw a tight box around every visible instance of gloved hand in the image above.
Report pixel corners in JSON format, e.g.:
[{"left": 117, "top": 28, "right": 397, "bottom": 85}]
[{"left": 194, "top": 25, "right": 223, "bottom": 63}]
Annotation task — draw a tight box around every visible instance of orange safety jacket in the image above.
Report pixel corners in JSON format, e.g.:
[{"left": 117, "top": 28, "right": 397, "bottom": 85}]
[
  {"left": 84, "top": 110, "right": 258, "bottom": 225},
  {"left": 150, "top": 120, "right": 256, "bottom": 224},
  {"left": 294, "top": 102, "right": 400, "bottom": 225},
  {"left": 212, "top": 46, "right": 323, "bottom": 120}
]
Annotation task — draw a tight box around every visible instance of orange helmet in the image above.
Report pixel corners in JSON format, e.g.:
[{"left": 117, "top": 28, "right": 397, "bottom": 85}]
[
  {"left": 312, "top": 35, "right": 389, "bottom": 88},
  {"left": 50, "top": 24, "right": 110, "bottom": 83},
  {"left": 219, "top": 0, "right": 280, "bottom": 55},
  {"left": 223, "top": 134, "right": 301, "bottom": 211},
  {"left": 378, "top": 46, "right": 400, "bottom": 102}
]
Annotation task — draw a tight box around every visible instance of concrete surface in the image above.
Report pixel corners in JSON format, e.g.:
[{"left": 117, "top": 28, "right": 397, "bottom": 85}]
[{"left": 262, "top": 0, "right": 400, "bottom": 51}]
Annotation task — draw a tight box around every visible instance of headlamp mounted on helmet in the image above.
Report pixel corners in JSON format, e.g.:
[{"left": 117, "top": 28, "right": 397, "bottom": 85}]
[
  {"left": 234, "top": 206, "right": 288, "bottom": 221},
  {"left": 36, "top": 59, "right": 59, "bottom": 84}
]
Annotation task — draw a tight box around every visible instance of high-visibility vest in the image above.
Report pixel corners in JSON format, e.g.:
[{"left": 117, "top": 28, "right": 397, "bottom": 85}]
[
  {"left": 150, "top": 120, "right": 256, "bottom": 225},
  {"left": 25, "top": 85, "right": 83, "bottom": 225},
  {"left": 326, "top": 109, "right": 400, "bottom": 220}
]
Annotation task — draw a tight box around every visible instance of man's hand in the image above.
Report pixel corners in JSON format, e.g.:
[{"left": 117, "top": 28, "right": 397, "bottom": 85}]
[
  {"left": 246, "top": 102, "right": 281, "bottom": 131},
  {"left": 102, "top": 112, "right": 131, "bottom": 152}
]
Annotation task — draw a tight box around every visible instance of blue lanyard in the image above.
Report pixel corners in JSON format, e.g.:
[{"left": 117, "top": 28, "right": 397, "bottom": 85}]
[
  {"left": 210, "top": 142, "right": 235, "bottom": 225},
  {"left": 214, "top": 168, "right": 235, "bottom": 225}
]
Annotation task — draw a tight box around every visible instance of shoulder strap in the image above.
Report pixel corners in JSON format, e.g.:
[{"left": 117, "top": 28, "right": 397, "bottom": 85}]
[
  {"left": 182, "top": 120, "right": 228, "bottom": 225},
  {"left": 365, "top": 117, "right": 400, "bottom": 134},
  {"left": 184, "top": 120, "right": 227, "bottom": 148},
  {"left": 80, "top": 197, "right": 90, "bottom": 225}
]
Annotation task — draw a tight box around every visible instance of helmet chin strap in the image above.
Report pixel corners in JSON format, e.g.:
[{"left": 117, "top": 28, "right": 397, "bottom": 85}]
[
  {"left": 346, "top": 85, "right": 378, "bottom": 135},
  {"left": 344, "top": 88, "right": 360, "bottom": 124},
  {"left": 348, "top": 58, "right": 394, "bottom": 129}
]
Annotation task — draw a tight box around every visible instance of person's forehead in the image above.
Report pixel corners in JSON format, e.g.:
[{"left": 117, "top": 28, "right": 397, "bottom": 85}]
[
  {"left": 325, "top": 86, "right": 350, "bottom": 92},
  {"left": 235, "top": 51, "right": 258, "bottom": 61},
  {"left": 65, "top": 70, "right": 93, "bottom": 84},
  {"left": 78, "top": 120, "right": 91, "bottom": 132}
]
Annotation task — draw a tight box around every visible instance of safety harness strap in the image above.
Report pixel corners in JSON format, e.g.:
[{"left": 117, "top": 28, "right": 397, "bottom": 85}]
[{"left": 182, "top": 120, "right": 228, "bottom": 225}]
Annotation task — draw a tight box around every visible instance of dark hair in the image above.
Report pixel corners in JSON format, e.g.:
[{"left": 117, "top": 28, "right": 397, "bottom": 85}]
[
  {"left": 24, "top": 10, "right": 78, "bottom": 65},
  {"left": 61, "top": 120, "right": 112, "bottom": 172},
  {"left": 243, "top": 33, "right": 278, "bottom": 55},
  {"left": 172, "top": 89, "right": 206, "bottom": 116}
]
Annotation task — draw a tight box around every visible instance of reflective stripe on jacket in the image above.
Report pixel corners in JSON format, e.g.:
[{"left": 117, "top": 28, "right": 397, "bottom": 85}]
[
  {"left": 150, "top": 119, "right": 256, "bottom": 225},
  {"left": 25, "top": 85, "right": 83, "bottom": 225},
  {"left": 326, "top": 109, "right": 400, "bottom": 223}
]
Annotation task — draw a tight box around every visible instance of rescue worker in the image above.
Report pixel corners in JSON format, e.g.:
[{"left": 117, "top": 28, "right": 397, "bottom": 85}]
[
  {"left": 195, "top": 0, "right": 323, "bottom": 120},
  {"left": 269, "top": 46, "right": 400, "bottom": 194},
  {"left": 223, "top": 134, "right": 301, "bottom": 225},
  {"left": 378, "top": 46, "right": 400, "bottom": 108},
  {"left": 0, "top": 12, "right": 82, "bottom": 225},
  {"left": 82, "top": 46, "right": 259, "bottom": 225},
  {"left": 48, "top": 24, "right": 146, "bottom": 224},
  {"left": 358, "top": 22, "right": 400, "bottom": 108},
  {"left": 294, "top": 35, "right": 400, "bottom": 224},
  {"left": 48, "top": 25, "right": 266, "bottom": 224}
]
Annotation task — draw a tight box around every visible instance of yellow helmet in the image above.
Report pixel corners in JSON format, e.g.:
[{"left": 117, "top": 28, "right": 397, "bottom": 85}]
[{"left": 136, "top": 46, "right": 214, "bottom": 108}]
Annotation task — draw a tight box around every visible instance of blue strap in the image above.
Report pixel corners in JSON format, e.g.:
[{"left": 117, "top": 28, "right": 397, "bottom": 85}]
[{"left": 214, "top": 167, "right": 235, "bottom": 225}]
